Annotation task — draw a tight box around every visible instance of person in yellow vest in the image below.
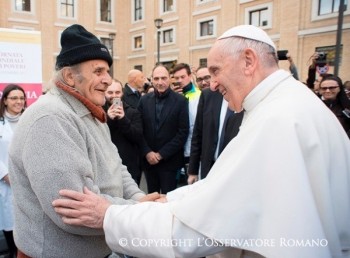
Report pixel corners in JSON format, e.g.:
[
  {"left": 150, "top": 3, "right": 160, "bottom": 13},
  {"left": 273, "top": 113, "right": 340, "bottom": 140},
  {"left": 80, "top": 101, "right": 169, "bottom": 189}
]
[{"left": 172, "top": 63, "right": 201, "bottom": 182}]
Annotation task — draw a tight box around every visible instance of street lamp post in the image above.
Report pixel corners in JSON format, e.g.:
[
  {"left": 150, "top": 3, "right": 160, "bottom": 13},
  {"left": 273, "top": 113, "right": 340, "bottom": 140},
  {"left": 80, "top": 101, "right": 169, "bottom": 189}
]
[
  {"left": 108, "top": 32, "right": 116, "bottom": 78},
  {"left": 154, "top": 18, "right": 163, "bottom": 65}
]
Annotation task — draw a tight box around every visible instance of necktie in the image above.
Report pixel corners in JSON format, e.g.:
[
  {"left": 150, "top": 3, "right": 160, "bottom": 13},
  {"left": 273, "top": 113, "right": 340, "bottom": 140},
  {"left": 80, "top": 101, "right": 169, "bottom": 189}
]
[{"left": 218, "top": 108, "right": 234, "bottom": 155}]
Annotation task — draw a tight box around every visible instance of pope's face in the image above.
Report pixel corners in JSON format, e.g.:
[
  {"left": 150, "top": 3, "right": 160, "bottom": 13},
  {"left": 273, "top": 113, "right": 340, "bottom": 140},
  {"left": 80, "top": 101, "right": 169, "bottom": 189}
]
[
  {"left": 208, "top": 43, "right": 247, "bottom": 112},
  {"left": 73, "top": 59, "right": 112, "bottom": 106}
]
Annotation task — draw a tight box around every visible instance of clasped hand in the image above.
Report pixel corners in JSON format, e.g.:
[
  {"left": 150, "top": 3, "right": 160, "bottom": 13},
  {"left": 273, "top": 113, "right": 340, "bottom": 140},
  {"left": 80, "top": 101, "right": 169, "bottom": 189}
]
[{"left": 52, "top": 187, "right": 166, "bottom": 228}]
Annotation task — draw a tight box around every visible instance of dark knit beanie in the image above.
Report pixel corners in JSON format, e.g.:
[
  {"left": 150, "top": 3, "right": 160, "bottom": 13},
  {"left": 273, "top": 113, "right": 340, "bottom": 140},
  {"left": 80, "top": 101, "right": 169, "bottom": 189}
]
[{"left": 56, "top": 24, "right": 113, "bottom": 70}]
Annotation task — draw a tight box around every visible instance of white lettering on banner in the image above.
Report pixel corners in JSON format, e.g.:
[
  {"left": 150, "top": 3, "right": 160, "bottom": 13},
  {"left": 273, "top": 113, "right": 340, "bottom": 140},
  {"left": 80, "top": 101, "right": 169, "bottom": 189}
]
[{"left": 26, "top": 91, "right": 38, "bottom": 99}]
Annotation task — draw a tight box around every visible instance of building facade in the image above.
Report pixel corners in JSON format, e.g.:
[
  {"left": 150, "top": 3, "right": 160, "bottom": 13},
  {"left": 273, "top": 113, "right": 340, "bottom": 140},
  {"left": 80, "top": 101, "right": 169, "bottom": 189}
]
[{"left": 0, "top": 0, "right": 349, "bottom": 89}]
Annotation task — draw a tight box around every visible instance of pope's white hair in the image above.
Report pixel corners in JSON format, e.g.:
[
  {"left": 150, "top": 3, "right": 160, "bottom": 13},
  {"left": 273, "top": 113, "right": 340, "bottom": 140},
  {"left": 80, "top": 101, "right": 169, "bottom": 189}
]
[{"left": 216, "top": 37, "right": 278, "bottom": 68}]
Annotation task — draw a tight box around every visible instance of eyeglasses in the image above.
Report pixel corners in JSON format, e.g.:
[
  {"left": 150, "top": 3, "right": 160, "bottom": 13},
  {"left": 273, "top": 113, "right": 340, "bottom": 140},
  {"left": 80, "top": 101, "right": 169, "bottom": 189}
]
[
  {"left": 319, "top": 86, "right": 339, "bottom": 91},
  {"left": 196, "top": 75, "right": 211, "bottom": 83},
  {"left": 7, "top": 96, "right": 26, "bottom": 101}
]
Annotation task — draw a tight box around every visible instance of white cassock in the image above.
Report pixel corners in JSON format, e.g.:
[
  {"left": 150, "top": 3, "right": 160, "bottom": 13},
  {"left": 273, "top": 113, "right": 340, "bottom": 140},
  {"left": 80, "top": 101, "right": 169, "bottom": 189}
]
[{"left": 104, "top": 70, "right": 350, "bottom": 258}]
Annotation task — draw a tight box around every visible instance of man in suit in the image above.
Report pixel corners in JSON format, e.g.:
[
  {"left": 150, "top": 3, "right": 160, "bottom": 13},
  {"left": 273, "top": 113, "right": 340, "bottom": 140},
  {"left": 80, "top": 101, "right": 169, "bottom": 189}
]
[
  {"left": 187, "top": 87, "right": 244, "bottom": 184},
  {"left": 122, "top": 69, "right": 146, "bottom": 108},
  {"left": 138, "top": 65, "right": 189, "bottom": 194},
  {"left": 104, "top": 79, "right": 143, "bottom": 185}
]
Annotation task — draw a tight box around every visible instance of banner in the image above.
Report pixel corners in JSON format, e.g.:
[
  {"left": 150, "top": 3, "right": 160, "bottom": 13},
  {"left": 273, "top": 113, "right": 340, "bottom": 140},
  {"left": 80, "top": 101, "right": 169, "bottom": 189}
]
[{"left": 0, "top": 28, "right": 42, "bottom": 106}]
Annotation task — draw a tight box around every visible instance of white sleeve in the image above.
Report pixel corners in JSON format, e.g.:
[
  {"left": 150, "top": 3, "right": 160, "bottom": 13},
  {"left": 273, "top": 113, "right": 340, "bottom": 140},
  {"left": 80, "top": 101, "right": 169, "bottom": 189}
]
[
  {"left": 166, "top": 179, "right": 206, "bottom": 202},
  {"left": 103, "top": 202, "right": 227, "bottom": 258}
]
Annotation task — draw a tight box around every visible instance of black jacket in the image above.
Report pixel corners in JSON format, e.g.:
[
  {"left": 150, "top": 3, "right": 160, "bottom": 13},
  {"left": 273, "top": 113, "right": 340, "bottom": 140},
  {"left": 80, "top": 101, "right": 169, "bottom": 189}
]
[
  {"left": 188, "top": 88, "right": 243, "bottom": 179},
  {"left": 104, "top": 102, "right": 143, "bottom": 184},
  {"left": 138, "top": 89, "right": 189, "bottom": 172}
]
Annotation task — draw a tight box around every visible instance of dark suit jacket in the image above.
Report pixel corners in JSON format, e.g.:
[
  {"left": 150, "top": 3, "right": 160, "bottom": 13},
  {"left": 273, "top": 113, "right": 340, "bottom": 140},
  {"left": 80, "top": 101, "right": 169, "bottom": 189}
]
[
  {"left": 122, "top": 84, "right": 140, "bottom": 109},
  {"left": 188, "top": 89, "right": 222, "bottom": 179},
  {"left": 138, "top": 89, "right": 189, "bottom": 172},
  {"left": 188, "top": 88, "right": 243, "bottom": 179},
  {"left": 104, "top": 102, "right": 143, "bottom": 184}
]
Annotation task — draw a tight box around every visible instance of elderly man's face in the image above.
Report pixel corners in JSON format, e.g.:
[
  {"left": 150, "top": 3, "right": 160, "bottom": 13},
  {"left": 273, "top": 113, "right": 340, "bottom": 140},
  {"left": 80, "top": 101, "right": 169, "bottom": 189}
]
[
  {"left": 152, "top": 66, "right": 170, "bottom": 94},
  {"left": 73, "top": 59, "right": 111, "bottom": 106}
]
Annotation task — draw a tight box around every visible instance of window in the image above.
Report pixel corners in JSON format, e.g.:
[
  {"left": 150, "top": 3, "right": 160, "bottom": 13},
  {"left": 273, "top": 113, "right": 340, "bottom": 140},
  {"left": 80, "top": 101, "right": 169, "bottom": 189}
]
[
  {"left": 196, "top": 16, "right": 217, "bottom": 39},
  {"left": 134, "top": 65, "right": 143, "bottom": 71},
  {"left": 162, "top": 0, "right": 175, "bottom": 13},
  {"left": 134, "top": 0, "right": 143, "bottom": 21},
  {"left": 249, "top": 8, "right": 268, "bottom": 27},
  {"left": 100, "top": 37, "right": 113, "bottom": 55},
  {"left": 15, "top": 0, "right": 31, "bottom": 12},
  {"left": 312, "top": 0, "right": 349, "bottom": 20},
  {"left": 134, "top": 36, "right": 142, "bottom": 49},
  {"left": 318, "top": 0, "right": 347, "bottom": 15},
  {"left": 200, "top": 20, "right": 214, "bottom": 37},
  {"left": 244, "top": 3, "right": 272, "bottom": 29},
  {"left": 100, "top": 0, "right": 112, "bottom": 22},
  {"left": 131, "top": 33, "right": 144, "bottom": 51},
  {"left": 199, "top": 58, "right": 207, "bottom": 68},
  {"left": 163, "top": 29, "right": 173, "bottom": 44},
  {"left": 59, "top": 0, "right": 75, "bottom": 18}
]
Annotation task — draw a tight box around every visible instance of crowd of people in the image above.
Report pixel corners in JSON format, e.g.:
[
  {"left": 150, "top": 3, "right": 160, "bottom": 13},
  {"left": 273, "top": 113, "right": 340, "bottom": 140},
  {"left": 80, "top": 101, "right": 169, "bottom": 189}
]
[{"left": 0, "top": 23, "right": 349, "bottom": 258}]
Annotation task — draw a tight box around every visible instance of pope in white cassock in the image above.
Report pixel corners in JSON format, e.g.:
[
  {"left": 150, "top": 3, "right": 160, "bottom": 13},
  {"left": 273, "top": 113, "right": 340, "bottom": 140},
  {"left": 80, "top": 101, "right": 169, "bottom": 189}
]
[{"left": 53, "top": 25, "right": 350, "bottom": 258}]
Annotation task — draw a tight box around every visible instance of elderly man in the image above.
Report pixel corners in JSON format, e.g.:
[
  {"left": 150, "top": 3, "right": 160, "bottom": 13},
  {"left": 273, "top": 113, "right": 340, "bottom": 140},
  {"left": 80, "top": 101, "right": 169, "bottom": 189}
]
[
  {"left": 8, "top": 24, "right": 157, "bottom": 258},
  {"left": 53, "top": 25, "right": 350, "bottom": 258}
]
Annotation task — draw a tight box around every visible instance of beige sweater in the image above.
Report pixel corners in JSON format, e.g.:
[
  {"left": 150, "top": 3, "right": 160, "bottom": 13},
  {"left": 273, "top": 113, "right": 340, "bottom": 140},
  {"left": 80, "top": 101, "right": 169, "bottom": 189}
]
[{"left": 9, "top": 85, "right": 144, "bottom": 258}]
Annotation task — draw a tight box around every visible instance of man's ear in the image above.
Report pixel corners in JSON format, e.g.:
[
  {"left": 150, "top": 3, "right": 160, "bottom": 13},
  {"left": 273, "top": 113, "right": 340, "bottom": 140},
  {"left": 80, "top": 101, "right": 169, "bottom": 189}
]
[
  {"left": 243, "top": 48, "right": 257, "bottom": 76},
  {"left": 62, "top": 67, "right": 75, "bottom": 86}
]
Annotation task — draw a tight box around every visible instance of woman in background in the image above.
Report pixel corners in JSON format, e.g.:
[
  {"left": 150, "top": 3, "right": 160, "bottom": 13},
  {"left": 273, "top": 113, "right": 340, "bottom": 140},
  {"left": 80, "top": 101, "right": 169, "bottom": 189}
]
[
  {"left": 319, "top": 75, "right": 350, "bottom": 138},
  {"left": 0, "top": 84, "right": 26, "bottom": 258}
]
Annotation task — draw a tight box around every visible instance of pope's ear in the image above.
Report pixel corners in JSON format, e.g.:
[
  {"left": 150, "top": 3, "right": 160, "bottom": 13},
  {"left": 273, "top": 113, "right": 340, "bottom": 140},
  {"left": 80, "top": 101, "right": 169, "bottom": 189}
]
[
  {"left": 61, "top": 67, "right": 75, "bottom": 86},
  {"left": 243, "top": 48, "right": 258, "bottom": 75}
]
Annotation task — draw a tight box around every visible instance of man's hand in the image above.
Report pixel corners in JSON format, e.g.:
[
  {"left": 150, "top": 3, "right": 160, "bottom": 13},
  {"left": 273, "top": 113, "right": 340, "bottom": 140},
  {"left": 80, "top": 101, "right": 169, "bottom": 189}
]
[
  {"left": 107, "top": 105, "right": 125, "bottom": 120},
  {"left": 138, "top": 192, "right": 161, "bottom": 202},
  {"left": 187, "top": 174, "right": 198, "bottom": 185},
  {"left": 52, "top": 187, "right": 111, "bottom": 229},
  {"left": 145, "top": 151, "right": 161, "bottom": 165}
]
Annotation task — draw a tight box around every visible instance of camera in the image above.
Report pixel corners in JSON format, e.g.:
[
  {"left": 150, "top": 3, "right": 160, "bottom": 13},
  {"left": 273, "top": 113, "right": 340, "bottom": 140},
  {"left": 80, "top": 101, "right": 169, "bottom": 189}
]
[
  {"left": 277, "top": 50, "right": 288, "bottom": 60},
  {"left": 316, "top": 52, "right": 327, "bottom": 66}
]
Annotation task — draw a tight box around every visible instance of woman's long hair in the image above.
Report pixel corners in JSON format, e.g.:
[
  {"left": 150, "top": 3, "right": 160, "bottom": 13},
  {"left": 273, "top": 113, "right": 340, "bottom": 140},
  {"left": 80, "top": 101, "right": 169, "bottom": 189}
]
[{"left": 0, "top": 84, "right": 27, "bottom": 120}]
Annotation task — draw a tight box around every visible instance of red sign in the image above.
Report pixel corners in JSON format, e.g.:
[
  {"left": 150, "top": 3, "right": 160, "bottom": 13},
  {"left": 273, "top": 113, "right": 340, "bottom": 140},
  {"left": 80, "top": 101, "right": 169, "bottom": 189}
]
[{"left": 0, "top": 83, "right": 42, "bottom": 106}]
